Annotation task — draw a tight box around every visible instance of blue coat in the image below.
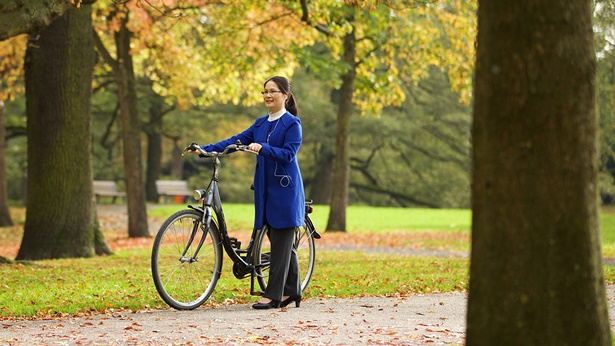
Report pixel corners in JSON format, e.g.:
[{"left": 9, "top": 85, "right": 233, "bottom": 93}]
[{"left": 201, "top": 112, "right": 305, "bottom": 230}]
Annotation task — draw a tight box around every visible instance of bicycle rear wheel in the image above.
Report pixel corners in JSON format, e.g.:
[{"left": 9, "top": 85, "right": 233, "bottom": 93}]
[
  {"left": 151, "top": 209, "right": 222, "bottom": 310},
  {"left": 253, "top": 216, "right": 316, "bottom": 293}
]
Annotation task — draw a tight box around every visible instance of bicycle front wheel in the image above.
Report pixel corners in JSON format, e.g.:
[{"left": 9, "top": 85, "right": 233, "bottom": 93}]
[
  {"left": 253, "top": 217, "right": 317, "bottom": 293},
  {"left": 151, "top": 209, "right": 222, "bottom": 310}
]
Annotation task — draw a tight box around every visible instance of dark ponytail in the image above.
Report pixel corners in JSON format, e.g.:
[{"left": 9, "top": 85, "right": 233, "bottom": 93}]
[{"left": 264, "top": 76, "right": 298, "bottom": 116}]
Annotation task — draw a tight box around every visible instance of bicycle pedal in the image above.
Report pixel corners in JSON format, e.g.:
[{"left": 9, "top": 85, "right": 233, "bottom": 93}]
[{"left": 229, "top": 237, "right": 241, "bottom": 249}]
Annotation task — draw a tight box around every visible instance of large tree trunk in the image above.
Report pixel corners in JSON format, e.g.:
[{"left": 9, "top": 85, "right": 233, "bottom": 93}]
[
  {"left": 467, "top": 0, "right": 611, "bottom": 344},
  {"left": 114, "top": 17, "right": 149, "bottom": 237},
  {"left": 326, "top": 24, "right": 356, "bottom": 232},
  {"left": 0, "top": 0, "right": 74, "bottom": 41},
  {"left": 17, "top": 3, "right": 99, "bottom": 260},
  {"left": 0, "top": 101, "right": 13, "bottom": 226}
]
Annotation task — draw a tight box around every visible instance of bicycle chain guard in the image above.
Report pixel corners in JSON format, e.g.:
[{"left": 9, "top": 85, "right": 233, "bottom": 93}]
[{"left": 232, "top": 262, "right": 251, "bottom": 279}]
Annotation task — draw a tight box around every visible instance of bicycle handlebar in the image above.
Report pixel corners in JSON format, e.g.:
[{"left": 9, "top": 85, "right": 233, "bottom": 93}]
[{"left": 182, "top": 141, "right": 259, "bottom": 157}]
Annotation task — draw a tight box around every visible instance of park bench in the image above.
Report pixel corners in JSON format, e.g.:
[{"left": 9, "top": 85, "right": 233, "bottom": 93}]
[
  {"left": 93, "top": 180, "right": 125, "bottom": 204},
  {"left": 156, "top": 180, "right": 193, "bottom": 203}
]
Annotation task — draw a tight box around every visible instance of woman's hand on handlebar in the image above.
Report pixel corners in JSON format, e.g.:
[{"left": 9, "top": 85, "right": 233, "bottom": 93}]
[{"left": 247, "top": 143, "right": 262, "bottom": 153}]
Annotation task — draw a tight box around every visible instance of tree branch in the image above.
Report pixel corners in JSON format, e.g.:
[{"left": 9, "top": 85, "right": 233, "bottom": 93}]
[
  {"left": 100, "top": 102, "right": 120, "bottom": 149},
  {"left": 298, "top": 0, "right": 332, "bottom": 36},
  {"left": 6, "top": 125, "right": 26, "bottom": 140},
  {"left": 0, "top": 0, "right": 76, "bottom": 41},
  {"left": 350, "top": 181, "right": 440, "bottom": 208},
  {"left": 92, "top": 28, "right": 118, "bottom": 73}
]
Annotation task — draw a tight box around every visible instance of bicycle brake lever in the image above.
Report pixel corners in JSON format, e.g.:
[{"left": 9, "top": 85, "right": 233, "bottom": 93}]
[
  {"left": 184, "top": 142, "right": 199, "bottom": 151},
  {"left": 236, "top": 145, "right": 258, "bottom": 155},
  {"left": 182, "top": 142, "right": 201, "bottom": 157}
]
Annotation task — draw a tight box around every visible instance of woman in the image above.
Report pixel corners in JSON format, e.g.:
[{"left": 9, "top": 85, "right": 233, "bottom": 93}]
[{"left": 196, "top": 76, "right": 304, "bottom": 309}]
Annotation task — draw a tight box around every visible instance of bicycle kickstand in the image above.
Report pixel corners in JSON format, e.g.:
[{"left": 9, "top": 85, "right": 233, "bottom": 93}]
[{"left": 249, "top": 267, "right": 264, "bottom": 296}]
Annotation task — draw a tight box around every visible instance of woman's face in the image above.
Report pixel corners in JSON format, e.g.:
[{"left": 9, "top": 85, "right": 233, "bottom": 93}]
[{"left": 262, "top": 80, "right": 287, "bottom": 113}]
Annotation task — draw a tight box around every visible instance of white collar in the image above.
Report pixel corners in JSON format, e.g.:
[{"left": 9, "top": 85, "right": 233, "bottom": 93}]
[{"left": 268, "top": 108, "right": 286, "bottom": 121}]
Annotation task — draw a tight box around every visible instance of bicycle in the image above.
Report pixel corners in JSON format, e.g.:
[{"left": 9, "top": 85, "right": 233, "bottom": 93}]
[{"left": 151, "top": 141, "right": 320, "bottom": 310}]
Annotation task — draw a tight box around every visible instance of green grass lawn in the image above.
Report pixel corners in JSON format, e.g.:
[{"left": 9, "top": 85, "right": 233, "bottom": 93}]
[
  {"left": 0, "top": 249, "right": 469, "bottom": 318},
  {"left": 1, "top": 204, "right": 615, "bottom": 318}
]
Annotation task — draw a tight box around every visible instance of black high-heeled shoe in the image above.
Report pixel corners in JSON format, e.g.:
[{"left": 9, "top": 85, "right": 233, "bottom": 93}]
[
  {"left": 252, "top": 299, "right": 281, "bottom": 310},
  {"left": 280, "top": 295, "right": 301, "bottom": 308}
]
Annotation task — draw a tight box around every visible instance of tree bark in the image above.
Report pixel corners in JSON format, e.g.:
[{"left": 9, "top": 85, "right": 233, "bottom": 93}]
[
  {"left": 0, "top": 0, "right": 74, "bottom": 41},
  {"left": 17, "top": 3, "right": 99, "bottom": 259},
  {"left": 467, "top": 1, "right": 611, "bottom": 344},
  {"left": 0, "top": 101, "right": 13, "bottom": 226},
  {"left": 326, "top": 24, "right": 356, "bottom": 232}
]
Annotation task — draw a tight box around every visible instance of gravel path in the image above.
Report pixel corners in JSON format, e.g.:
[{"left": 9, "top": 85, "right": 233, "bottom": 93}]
[
  {"left": 0, "top": 292, "right": 467, "bottom": 345},
  {"left": 3, "top": 287, "right": 615, "bottom": 345}
]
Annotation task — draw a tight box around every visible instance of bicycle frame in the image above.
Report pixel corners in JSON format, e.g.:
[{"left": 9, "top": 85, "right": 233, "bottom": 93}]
[{"left": 198, "top": 177, "right": 258, "bottom": 270}]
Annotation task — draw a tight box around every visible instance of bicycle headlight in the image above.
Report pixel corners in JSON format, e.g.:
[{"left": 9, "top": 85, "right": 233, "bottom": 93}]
[{"left": 193, "top": 189, "right": 206, "bottom": 201}]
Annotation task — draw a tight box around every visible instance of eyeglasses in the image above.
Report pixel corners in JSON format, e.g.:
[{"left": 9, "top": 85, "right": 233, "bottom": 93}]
[{"left": 261, "top": 90, "right": 283, "bottom": 96}]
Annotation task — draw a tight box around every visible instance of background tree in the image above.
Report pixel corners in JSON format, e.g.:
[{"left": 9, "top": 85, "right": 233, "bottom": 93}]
[
  {"left": 595, "top": 0, "right": 615, "bottom": 203},
  {"left": 296, "top": 0, "right": 476, "bottom": 231},
  {"left": 291, "top": 64, "right": 337, "bottom": 204},
  {"left": 0, "top": 35, "right": 27, "bottom": 226},
  {"left": 326, "top": 6, "right": 357, "bottom": 232},
  {"left": 467, "top": 0, "right": 611, "bottom": 344},
  {"left": 349, "top": 68, "right": 471, "bottom": 207},
  {"left": 93, "top": 8, "right": 149, "bottom": 238},
  {"left": 17, "top": 2, "right": 103, "bottom": 259},
  {"left": 143, "top": 85, "right": 173, "bottom": 202},
  {"left": 0, "top": 100, "right": 12, "bottom": 226}
]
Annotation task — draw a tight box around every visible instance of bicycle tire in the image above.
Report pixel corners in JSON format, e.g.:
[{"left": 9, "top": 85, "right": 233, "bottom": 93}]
[
  {"left": 253, "top": 215, "right": 317, "bottom": 293},
  {"left": 151, "top": 209, "right": 223, "bottom": 310}
]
